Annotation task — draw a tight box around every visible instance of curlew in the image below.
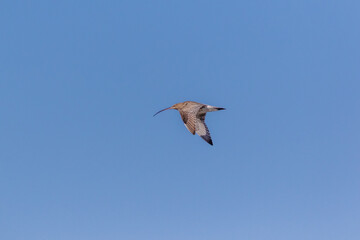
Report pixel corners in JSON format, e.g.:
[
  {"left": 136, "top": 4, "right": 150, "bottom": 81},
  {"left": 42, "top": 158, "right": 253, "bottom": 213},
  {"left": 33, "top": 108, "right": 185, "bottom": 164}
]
[{"left": 153, "top": 101, "right": 225, "bottom": 145}]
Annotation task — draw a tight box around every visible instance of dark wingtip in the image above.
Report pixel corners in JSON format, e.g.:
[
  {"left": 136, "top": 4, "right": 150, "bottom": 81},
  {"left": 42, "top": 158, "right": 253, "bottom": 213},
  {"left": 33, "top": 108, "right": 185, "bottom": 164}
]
[{"left": 201, "top": 136, "right": 213, "bottom": 145}]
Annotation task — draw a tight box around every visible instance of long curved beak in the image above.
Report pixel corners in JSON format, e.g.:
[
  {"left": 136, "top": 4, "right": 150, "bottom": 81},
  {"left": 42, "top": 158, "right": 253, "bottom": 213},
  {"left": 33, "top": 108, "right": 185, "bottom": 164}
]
[{"left": 153, "top": 107, "right": 172, "bottom": 117}]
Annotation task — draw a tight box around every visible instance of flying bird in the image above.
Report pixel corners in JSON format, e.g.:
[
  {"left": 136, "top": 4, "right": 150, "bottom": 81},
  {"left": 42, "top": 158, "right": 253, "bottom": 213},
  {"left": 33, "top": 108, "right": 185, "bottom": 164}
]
[{"left": 153, "top": 101, "right": 225, "bottom": 145}]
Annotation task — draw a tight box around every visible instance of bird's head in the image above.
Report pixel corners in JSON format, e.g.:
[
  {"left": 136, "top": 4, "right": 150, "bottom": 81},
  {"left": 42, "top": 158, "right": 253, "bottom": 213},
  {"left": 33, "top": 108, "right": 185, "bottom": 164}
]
[{"left": 171, "top": 102, "right": 187, "bottom": 109}]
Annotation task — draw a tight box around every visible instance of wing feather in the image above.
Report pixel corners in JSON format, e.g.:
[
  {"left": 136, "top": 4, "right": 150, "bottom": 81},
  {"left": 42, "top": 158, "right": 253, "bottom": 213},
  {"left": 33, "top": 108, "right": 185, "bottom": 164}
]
[
  {"left": 195, "top": 113, "right": 213, "bottom": 145},
  {"left": 180, "top": 111, "right": 196, "bottom": 135}
]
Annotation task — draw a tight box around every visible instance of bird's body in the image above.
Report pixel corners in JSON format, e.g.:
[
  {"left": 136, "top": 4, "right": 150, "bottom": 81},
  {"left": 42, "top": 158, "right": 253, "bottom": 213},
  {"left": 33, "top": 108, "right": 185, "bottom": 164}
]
[{"left": 153, "top": 101, "right": 225, "bottom": 145}]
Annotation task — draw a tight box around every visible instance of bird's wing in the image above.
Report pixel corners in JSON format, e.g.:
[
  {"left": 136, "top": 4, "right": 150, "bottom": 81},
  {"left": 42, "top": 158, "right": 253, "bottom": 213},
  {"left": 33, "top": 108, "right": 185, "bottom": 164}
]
[
  {"left": 179, "top": 110, "right": 196, "bottom": 135},
  {"left": 195, "top": 113, "right": 213, "bottom": 145}
]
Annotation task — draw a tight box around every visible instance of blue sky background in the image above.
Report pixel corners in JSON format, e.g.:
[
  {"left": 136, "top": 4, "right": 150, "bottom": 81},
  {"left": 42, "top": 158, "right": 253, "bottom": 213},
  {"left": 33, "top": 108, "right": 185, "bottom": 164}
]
[{"left": 1, "top": 1, "right": 359, "bottom": 239}]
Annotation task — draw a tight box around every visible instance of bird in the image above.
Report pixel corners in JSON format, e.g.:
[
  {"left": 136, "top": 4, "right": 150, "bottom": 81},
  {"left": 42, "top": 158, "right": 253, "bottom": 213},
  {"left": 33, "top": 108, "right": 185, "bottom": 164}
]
[{"left": 153, "top": 101, "right": 225, "bottom": 145}]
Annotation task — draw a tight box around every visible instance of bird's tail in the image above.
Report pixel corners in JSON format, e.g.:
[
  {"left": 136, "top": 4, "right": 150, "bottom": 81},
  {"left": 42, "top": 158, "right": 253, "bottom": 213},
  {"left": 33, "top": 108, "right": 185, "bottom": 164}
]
[{"left": 206, "top": 106, "right": 226, "bottom": 112}]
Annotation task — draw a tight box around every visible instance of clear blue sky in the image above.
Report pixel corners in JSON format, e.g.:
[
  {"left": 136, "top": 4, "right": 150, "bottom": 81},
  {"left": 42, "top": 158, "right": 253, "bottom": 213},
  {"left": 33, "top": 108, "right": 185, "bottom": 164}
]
[{"left": 1, "top": 1, "right": 359, "bottom": 239}]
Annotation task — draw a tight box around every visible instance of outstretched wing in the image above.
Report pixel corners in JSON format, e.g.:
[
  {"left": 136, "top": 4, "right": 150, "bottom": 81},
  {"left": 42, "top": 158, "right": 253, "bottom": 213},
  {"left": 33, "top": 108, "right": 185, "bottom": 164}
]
[
  {"left": 179, "top": 110, "right": 196, "bottom": 135},
  {"left": 195, "top": 113, "right": 213, "bottom": 145}
]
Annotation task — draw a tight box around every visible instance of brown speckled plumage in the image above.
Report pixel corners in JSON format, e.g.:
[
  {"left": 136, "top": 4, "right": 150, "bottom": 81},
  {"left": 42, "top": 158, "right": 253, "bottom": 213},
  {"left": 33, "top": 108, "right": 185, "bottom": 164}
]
[{"left": 153, "top": 101, "right": 225, "bottom": 145}]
